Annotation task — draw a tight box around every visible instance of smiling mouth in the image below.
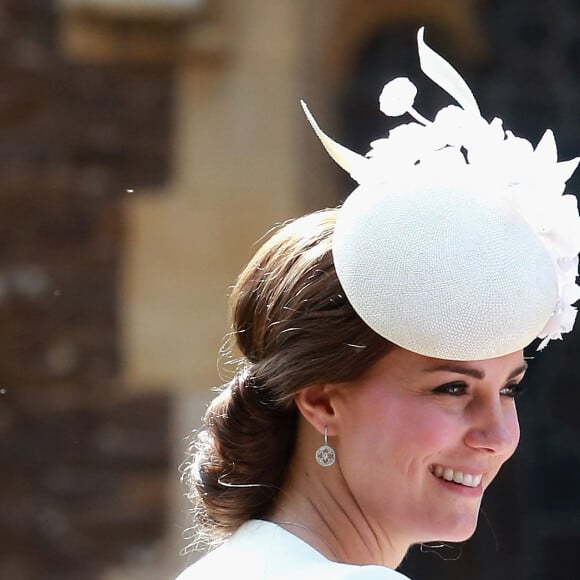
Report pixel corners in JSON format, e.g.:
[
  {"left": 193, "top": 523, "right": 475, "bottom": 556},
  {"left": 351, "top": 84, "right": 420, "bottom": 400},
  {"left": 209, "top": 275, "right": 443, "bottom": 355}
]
[{"left": 430, "top": 465, "right": 483, "bottom": 488}]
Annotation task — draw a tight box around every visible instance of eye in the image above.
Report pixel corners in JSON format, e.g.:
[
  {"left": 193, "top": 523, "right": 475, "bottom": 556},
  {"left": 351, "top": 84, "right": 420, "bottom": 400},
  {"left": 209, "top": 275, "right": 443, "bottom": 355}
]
[
  {"left": 500, "top": 381, "right": 527, "bottom": 399},
  {"left": 433, "top": 381, "right": 468, "bottom": 396}
]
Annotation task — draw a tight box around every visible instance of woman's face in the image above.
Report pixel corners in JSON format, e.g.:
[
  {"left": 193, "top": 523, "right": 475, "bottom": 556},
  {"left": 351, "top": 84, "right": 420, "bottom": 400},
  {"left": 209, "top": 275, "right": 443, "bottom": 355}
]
[{"left": 330, "top": 347, "right": 525, "bottom": 547}]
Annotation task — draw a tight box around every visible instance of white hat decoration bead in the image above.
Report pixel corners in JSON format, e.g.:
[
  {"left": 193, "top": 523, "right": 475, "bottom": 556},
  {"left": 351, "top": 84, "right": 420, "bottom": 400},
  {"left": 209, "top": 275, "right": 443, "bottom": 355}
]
[{"left": 302, "top": 27, "right": 580, "bottom": 360}]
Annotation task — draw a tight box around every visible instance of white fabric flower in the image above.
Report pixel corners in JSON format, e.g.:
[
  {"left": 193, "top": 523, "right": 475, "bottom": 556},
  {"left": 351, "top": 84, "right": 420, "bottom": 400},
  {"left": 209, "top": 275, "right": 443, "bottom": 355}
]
[
  {"left": 538, "top": 295, "right": 579, "bottom": 349},
  {"left": 302, "top": 27, "right": 580, "bottom": 354}
]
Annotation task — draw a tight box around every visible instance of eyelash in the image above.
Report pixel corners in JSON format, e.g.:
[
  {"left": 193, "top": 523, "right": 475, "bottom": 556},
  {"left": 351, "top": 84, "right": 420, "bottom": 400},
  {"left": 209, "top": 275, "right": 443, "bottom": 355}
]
[
  {"left": 433, "top": 381, "right": 527, "bottom": 399},
  {"left": 500, "top": 382, "right": 527, "bottom": 398}
]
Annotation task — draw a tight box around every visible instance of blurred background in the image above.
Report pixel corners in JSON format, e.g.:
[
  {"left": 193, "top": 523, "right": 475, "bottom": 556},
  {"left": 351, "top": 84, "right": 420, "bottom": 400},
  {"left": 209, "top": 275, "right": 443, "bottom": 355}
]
[{"left": 1, "top": 0, "right": 579, "bottom": 578}]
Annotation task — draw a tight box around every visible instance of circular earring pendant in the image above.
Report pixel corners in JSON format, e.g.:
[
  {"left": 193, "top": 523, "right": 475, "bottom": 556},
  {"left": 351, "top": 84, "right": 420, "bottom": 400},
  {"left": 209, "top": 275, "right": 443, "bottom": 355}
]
[
  {"left": 315, "top": 427, "right": 335, "bottom": 467},
  {"left": 316, "top": 444, "right": 336, "bottom": 467}
]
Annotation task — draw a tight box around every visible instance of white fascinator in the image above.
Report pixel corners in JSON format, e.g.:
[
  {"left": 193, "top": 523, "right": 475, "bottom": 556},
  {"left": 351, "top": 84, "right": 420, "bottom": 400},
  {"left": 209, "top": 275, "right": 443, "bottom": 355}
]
[{"left": 302, "top": 28, "right": 580, "bottom": 360}]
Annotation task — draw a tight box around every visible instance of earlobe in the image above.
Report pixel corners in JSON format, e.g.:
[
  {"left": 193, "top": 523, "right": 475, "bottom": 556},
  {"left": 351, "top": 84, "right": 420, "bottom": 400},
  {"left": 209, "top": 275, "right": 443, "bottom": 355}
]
[{"left": 294, "top": 385, "right": 338, "bottom": 436}]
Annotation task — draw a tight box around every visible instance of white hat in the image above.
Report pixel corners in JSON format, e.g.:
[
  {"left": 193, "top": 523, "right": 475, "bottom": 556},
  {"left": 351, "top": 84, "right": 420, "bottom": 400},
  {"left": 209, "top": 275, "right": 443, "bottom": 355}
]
[{"left": 302, "top": 28, "right": 580, "bottom": 360}]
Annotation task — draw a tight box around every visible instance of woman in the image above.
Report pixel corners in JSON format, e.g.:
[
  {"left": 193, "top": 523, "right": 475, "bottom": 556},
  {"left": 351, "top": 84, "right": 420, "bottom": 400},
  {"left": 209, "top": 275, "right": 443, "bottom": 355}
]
[{"left": 178, "top": 28, "right": 580, "bottom": 578}]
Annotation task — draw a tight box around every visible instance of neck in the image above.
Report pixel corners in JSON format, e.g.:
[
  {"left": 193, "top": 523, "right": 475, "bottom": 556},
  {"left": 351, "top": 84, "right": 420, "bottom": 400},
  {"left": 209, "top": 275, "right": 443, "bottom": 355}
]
[{"left": 266, "top": 442, "right": 409, "bottom": 568}]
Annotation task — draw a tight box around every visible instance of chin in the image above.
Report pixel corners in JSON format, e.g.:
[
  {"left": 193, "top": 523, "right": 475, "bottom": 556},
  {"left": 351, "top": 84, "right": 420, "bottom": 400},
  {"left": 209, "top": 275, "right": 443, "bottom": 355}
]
[
  {"left": 420, "top": 512, "right": 480, "bottom": 544},
  {"left": 441, "top": 527, "right": 477, "bottom": 543},
  {"left": 438, "top": 515, "right": 479, "bottom": 543}
]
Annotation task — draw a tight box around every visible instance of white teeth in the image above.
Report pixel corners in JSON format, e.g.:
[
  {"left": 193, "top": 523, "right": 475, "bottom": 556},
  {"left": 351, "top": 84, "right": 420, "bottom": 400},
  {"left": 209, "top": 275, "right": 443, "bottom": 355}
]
[{"left": 431, "top": 465, "right": 483, "bottom": 488}]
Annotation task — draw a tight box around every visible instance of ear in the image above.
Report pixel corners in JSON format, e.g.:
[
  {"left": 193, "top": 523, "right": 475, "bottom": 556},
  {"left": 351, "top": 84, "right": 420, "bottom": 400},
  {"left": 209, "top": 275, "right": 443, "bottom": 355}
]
[{"left": 294, "top": 384, "right": 338, "bottom": 437}]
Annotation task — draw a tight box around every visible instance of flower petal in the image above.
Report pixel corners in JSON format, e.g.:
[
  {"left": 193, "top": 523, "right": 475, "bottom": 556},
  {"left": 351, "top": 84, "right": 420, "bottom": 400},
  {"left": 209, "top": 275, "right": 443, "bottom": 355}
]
[
  {"left": 534, "top": 129, "right": 557, "bottom": 164},
  {"left": 555, "top": 157, "right": 580, "bottom": 184},
  {"left": 417, "top": 27, "right": 480, "bottom": 115},
  {"left": 300, "top": 100, "right": 369, "bottom": 182}
]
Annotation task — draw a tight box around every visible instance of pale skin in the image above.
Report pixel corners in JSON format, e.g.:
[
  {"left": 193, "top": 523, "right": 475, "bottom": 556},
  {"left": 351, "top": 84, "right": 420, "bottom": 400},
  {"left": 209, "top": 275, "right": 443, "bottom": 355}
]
[{"left": 267, "top": 347, "right": 526, "bottom": 569}]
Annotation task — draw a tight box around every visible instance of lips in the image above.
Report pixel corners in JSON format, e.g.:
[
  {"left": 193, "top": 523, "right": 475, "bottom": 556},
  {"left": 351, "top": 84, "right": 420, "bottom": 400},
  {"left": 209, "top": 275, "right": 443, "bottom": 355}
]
[{"left": 430, "top": 464, "right": 483, "bottom": 488}]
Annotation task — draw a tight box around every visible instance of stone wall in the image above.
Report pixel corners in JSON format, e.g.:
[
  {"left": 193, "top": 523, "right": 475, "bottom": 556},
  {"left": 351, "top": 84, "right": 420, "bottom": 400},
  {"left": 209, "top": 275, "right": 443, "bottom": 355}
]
[
  {"left": 0, "top": 1, "right": 173, "bottom": 578},
  {"left": 2, "top": 1, "right": 579, "bottom": 579}
]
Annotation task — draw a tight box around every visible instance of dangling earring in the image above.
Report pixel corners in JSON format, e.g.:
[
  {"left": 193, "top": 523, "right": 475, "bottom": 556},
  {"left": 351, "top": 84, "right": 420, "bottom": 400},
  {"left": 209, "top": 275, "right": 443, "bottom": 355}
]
[{"left": 315, "top": 426, "right": 336, "bottom": 467}]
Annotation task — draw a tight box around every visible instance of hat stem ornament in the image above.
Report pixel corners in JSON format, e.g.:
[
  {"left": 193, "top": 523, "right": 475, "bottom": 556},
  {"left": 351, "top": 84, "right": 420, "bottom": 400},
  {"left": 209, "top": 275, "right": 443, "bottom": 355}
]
[{"left": 302, "top": 27, "right": 580, "bottom": 359}]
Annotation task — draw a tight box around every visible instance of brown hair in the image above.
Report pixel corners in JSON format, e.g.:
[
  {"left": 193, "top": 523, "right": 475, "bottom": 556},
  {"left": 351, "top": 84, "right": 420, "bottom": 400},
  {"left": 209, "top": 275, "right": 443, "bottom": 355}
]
[{"left": 183, "top": 208, "right": 392, "bottom": 549}]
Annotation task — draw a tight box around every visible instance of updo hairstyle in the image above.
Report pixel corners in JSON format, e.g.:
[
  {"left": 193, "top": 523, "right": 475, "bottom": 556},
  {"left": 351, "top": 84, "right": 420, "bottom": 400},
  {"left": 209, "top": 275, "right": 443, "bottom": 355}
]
[{"left": 184, "top": 208, "right": 392, "bottom": 548}]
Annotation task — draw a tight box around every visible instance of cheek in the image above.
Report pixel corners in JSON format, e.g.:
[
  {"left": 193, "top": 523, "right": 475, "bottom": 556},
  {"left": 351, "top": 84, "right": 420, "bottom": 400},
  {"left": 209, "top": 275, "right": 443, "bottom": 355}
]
[
  {"left": 506, "top": 407, "right": 521, "bottom": 457},
  {"left": 346, "top": 396, "right": 460, "bottom": 466}
]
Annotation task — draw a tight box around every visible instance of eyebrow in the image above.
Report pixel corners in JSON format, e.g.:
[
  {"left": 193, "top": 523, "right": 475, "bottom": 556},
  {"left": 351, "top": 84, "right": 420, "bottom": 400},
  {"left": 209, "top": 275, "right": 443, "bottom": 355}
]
[{"left": 425, "top": 361, "right": 528, "bottom": 381}]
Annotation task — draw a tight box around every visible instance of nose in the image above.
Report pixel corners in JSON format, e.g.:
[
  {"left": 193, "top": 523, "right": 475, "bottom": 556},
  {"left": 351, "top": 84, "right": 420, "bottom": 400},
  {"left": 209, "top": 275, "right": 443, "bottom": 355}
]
[{"left": 464, "top": 396, "right": 520, "bottom": 455}]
